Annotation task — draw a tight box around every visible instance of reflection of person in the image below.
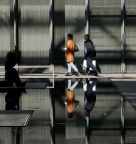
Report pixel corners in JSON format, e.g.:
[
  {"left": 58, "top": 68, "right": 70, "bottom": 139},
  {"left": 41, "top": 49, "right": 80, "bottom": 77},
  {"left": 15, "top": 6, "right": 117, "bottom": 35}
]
[
  {"left": 5, "top": 88, "right": 26, "bottom": 110},
  {"left": 83, "top": 78, "right": 98, "bottom": 117},
  {"left": 66, "top": 79, "right": 79, "bottom": 118},
  {"left": 0, "top": 81, "right": 26, "bottom": 110},
  {"left": 83, "top": 34, "right": 99, "bottom": 76},
  {"left": 5, "top": 51, "right": 26, "bottom": 87},
  {"left": 65, "top": 34, "right": 79, "bottom": 76}
]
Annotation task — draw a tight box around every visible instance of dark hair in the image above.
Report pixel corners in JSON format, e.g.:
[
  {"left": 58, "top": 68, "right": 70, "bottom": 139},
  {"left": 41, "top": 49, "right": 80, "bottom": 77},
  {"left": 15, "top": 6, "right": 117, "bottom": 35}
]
[
  {"left": 84, "top": 34, "right": 89, "bottom": 38},
  {"left": 67, "top": 33, "right": 73, "bottom": 39}
]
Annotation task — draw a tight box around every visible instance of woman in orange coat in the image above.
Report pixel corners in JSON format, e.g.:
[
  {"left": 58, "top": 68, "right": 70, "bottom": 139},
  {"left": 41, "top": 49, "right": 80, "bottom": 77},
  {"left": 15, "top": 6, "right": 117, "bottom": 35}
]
[
  {"left": 66, "top": 79, "right": 79, "bottom": 118},
  {"left": 65, "top": 34, "right": 79, "bottom": 76}
]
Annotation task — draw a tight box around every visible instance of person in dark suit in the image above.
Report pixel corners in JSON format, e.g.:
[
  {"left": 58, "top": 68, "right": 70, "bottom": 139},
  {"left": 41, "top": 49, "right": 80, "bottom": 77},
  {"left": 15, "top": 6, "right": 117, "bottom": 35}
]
[
  {"left": 83, "top": 78, "right": 98, "bottom": 117},
  {"left": 83, "top": 34, "right": 99, "bottom": 76}
]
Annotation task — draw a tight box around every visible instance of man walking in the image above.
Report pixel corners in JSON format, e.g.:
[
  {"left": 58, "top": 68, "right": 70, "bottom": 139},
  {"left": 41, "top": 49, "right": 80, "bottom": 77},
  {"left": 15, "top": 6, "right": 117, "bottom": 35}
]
[
  {"left": 83, "top": 34, "right": 99, "bottom": 76},
  {"left": 65, "top": 34, "right": 79, "bottom": 76}
]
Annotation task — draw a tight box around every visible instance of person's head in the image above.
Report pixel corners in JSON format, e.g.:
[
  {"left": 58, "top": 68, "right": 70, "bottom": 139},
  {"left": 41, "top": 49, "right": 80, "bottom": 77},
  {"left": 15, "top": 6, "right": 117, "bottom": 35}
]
[
  {"left": 67, "top": 33, "right": 73, "bottom": 40},
  {"left": 84, "top": 110, "right": 90, "bottom": 117},
  {"left": 84, "top": 34, "right": 89, "bottom": 41},
  {"left": 67, "top": 112, "right": 74, "bottom": 118},
  {"left": 5, "top": 51, "right": 19, "bottom": 70}
]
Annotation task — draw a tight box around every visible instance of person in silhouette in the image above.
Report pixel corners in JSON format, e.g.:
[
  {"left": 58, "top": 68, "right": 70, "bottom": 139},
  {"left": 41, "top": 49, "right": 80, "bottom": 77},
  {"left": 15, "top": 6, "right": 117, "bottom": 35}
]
[
  {"left": 83, "top": 78, "right": 98, "bottom": 117},
  {"left": 65, "top": 79, "right": 80, "bottom": 118},
  {"left": 5, "top": 51, "right": 26, "bottom": 87}
]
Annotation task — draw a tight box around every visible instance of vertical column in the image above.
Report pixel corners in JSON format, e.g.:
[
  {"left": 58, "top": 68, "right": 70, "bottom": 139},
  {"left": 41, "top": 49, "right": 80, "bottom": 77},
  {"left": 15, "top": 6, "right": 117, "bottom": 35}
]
[
  {"left": 121, "top": 96, "right": 126, "bottom": 144},
  {"left": 85, "top": 117, "right": 90, "bottom": 144},
  {"left": 49, "top": 0, "right": 54, "bottom": 65},
  {"left": 50, "top": 89, "right": 55, "bottom": 144},
  {"left": 85, "top": 2, "right": 90, "bottom": 142},
  {"left": 13, "top": 0, "right": 18, "bottom": 52},
  {"left": 12, "top": 1, "right": 21, "bottom": 131},
  {"left": 121, "top": 0, "right": 126, "bottom": 74},
  {"left": 49, "top": 0, "right": 54, "bottom": 88},
  {"left": 85, "top": 0, "right": 89, "bottom": 34},
  {"left": 49, "top": 1, "right": 55, "bottom": 144}
]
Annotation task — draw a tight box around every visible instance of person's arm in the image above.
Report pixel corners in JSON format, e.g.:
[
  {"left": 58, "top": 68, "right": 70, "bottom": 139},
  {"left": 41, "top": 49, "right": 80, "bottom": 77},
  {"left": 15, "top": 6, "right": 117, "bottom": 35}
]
[{"left": 84, "top": 40, "right": 94, "bottom": 58}]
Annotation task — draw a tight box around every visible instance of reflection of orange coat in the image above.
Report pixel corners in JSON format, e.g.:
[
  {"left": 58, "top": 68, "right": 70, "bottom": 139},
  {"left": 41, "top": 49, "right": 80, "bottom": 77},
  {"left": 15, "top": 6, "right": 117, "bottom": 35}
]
[
  {"left": 66, "top": 90, "right": 75, "bottom": 113},
  {"left": 66, "top": 40, "right": 75, "bottom": 62}
]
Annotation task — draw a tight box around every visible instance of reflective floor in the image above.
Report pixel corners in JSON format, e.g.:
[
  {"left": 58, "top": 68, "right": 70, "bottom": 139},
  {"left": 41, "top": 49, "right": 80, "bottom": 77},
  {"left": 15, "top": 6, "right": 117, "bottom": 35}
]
[{"left": 0, "top": 78, "right": 136, "bottom": 144}]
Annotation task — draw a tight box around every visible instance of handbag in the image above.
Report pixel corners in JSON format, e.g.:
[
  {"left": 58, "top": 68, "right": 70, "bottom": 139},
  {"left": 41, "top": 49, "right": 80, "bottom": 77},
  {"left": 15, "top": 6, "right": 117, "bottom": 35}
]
[{"left": 74, "top": 45, "right": 79, "bottom": 52}]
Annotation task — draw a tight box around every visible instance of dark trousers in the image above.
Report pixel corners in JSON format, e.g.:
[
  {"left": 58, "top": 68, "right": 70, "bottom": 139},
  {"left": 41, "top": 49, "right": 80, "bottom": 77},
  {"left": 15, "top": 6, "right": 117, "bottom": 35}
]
[{"left": 86, "top": 57, "right": 98, "bottom": 73}]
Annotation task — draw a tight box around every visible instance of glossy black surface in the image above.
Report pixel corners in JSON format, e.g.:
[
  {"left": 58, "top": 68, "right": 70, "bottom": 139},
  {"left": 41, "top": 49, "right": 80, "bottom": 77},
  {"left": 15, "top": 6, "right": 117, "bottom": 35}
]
[{"left": 0, "top": 78, "right": 135, "bottom": 144}]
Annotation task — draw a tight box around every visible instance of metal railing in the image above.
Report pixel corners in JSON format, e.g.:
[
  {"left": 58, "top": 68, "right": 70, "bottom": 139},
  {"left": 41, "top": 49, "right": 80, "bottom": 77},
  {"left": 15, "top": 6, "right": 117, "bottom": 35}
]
[{"left": 0, "top": 65, "right": 54, "bottom": 88}]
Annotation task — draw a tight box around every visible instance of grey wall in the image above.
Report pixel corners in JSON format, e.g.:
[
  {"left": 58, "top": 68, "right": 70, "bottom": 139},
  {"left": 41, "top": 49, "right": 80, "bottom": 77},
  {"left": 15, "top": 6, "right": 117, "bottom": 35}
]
[
  {"left": 18, "top": 0, "right": 49, "bottom": 65},
  {"left": 0, "top": 0, "right": 135, "bottom": 73},
  {"left": 0, "top": 0, "right": 13, "bottom": 65}
]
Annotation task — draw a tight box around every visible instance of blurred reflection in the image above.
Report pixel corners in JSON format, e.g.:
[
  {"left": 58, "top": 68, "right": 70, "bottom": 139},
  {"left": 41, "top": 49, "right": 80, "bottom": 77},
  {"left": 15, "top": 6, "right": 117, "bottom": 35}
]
[
  {"left": 83, "top": 78, "right": 98, "bottom": 144},
  {"left": 0, "top": 81, "right": 26, "bottom": 110},
  {"left": 65, "top": 79, "right": 80, "bottom": 118},
  {"left": 82, "top": 78, "right": 99, "bottom": 117},
  {"left": 5, "top": 87, "right": 26, "bottom": 110}
]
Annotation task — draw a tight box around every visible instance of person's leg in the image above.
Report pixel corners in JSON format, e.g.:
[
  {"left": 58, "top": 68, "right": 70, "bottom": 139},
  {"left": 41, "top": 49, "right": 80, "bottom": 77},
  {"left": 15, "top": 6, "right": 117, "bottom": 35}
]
[
  {"left": 69, "top": 62, "right": 80, "bottom": 76},
  {"left": 83, "top": 79, "right": 87, "bottom": 92},
  {"left": 65, "top": 63, "right": 72, "bottom": 76},
  {"left": 69, "top": 81, "right": 78, "bottom": 91},
  {"left": 67, "top": 63, "right": 71, "bottom": 73},
  {"left": 87, "top": 58, "right": 99, "bottom": 73},
  {"left": 69, "top": 62, "right": 78, "bottom": 72},
  {"left": 68, "top": 79, "right": 71, "bottom": 89}
]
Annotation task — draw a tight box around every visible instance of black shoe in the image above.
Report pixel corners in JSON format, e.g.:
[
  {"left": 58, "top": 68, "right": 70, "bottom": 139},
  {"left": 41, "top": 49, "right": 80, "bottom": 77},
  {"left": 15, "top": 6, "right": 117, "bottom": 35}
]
[
  {"left": 88, "top": 72, "right": 98, "bottom": 76},
  {"left": 94, "top": 73, "right": 98, "bottom": 76},
  {"left": 75, "top": 72, "right": 80, "bottom": 76},
  {"left": 65, "top": 73, "right": 72, "bottom": 76}
]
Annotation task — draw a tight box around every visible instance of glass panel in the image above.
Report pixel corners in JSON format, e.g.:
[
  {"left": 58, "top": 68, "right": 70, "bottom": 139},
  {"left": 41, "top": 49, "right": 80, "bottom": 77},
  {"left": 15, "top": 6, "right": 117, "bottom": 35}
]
[
  {"left": 126, "top": 17, "right": 136, "bottom": 72},
  {"left": 90, "top": 0, "right": 120, "bottom": 16},
  {"left": 90, "top": 17, "right": 121, "bottom": 73},
  {"left": 126, "top": 0, "right": 136, "bottom": 15},
  {"left": 0, "top": 0, "right": 13, "bottom": 65},
  {"left": 19, "top": 0, "right": 49, "bottom": 65}
]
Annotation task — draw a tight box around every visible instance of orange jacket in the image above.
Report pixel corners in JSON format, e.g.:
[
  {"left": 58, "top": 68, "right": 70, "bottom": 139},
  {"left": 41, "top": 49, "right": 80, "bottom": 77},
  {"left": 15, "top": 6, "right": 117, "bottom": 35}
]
[
  {"left": 66, "top": 90, "right": 75, "bottom": 113},
  {"left": 66, "top": 39, "right": 75, "bottom": 62}
]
